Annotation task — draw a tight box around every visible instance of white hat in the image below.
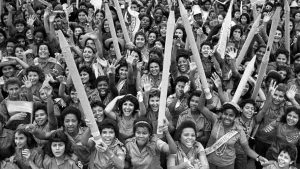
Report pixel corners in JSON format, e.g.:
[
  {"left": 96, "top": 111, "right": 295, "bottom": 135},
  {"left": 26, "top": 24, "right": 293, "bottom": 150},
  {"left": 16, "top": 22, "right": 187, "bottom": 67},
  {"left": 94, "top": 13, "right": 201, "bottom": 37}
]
[{"left": 192, "top": 5, "right": 202, "bottom": 15}]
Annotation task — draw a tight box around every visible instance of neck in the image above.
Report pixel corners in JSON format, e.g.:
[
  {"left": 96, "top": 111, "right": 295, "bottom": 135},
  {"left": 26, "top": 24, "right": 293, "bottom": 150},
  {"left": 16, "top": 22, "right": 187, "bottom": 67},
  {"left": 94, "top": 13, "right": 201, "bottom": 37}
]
[
  {"left": 69, "top": 128, "right": 79, "bottom": 138},
  {"left": 241, "top": 115, "right": 251, "bottom": 122},
  {"left": 180, "top": 142, "right": 192, "bottom": 154},
  {"left": 123, "top": 115, "right": 132, "bottom": 120},
  {"left": 55, "top": 155, "right": 66, "bottom": 165}
]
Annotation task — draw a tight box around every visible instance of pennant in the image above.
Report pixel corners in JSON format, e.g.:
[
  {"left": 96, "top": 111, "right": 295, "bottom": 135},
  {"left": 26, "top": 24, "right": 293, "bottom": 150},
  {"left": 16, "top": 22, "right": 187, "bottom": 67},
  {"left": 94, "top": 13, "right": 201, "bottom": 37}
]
[{"left": 7, "top": 101, "right": 33, "bottom": 113}]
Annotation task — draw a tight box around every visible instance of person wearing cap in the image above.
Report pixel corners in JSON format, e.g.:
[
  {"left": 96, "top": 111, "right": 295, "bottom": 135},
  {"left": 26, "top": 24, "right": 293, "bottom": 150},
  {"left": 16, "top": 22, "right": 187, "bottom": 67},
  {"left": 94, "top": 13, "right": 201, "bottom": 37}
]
[
  {"left": 255, "top": 81, "right": 288, "bottom": 169},
  {"left": 199, "top": 94, "right": 268, "bottom": 169},
  {"left": 82, "top": 119, "right": 126, "bottom": 169},
  {"left": 125, "top": 117, "right": 177, "bottom": 169},
  {"left": 168, "top": 120, "right": 209, "bottom": 169},
  {"left": 104, "top": 94, "right": 146, "bottom": 142}
]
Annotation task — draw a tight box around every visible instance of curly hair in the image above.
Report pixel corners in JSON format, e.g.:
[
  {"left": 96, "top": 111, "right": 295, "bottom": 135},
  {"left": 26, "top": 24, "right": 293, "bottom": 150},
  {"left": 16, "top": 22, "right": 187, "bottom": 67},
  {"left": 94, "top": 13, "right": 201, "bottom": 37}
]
[
  {"left": 174, "top": 120, "right": 196, "bottom": 141},
  {"left": 25, "top": 66, "right": 45, "bottom": 83},
  {"left": 118, "top": 94, "right": 139, "bottom": 116},
  {"left": 14, "top": 128, "right": 37, "bottom": 149},
  {"left": 280, "top": 107, "right": 300, "bottom": 130}
]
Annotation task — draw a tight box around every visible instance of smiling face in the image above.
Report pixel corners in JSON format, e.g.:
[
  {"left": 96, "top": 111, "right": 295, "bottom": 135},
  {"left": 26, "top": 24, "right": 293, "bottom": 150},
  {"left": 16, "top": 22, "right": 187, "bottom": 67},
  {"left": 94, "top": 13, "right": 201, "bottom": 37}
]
[
  {"left": 97, "top": 81, "right": 108, "bottom": 97},
  {"left": 201, "top": 45, "right": 211, "bottom": 57},
  {"left": 278, "top": 151, "right": 293, "bottom": 168},
  {"left": 221, "top": 109, "right": 236, "bottom": 127},
  {"left": 141, "top": 16, "right": 150, "bottom": 28},
  {"left": 177, "top": 57, "right": 189, "bottom": 73},
  {"left": 64, "top": 114, "right": 79, "bottom": 135},
  {"left": 38, "top": 45, "right": 50, "bottom": 58},
  {"left": 15, "top": 132, "right": 27, "bottom": 149},
  {"left": 135, "top": 126, "right": 150, "bottom": 146},
  {"left": 28, "top": 71, "right": 39, "bottom": 85},
  {"left": 276, "top": 54, "right": 287, "bottom": 66},
  {"left": 2, "top": 65, "right": 15, "bottom": 78},
  {"left": 92, "top": 106, "right": 105, "bottom": 123},
  {"left": 148, "top": 33, "right": 156, "bottom": 45},
  {"left": 286, "top": 111, "right": 299, "bottom": 127},
  {"left": 149, "top": 62, "right": 160, "bottom": 76},
  {"left": 80, "top": 71, "right": 90, "bottom": 84},
  {"left": 35, "top": 109, "right": 47, "bottom": 126},
  {"left": 78, "top": 12, "right": 87, "bottom": 23},
  {"left": 122, "top": 100, "right": 135, "bottom": 117},
  {"left": 101, "top": 128, "right": 115, "bottom": 145},
  {"left": 51, "top": 142, "right": 65, "bottom": 158},
  {"left": 175, "top": 81, "right": 186, "bottom": 98},
  {"left": 175, "top": 29, "right": 184, "bottom": 39},
  {"left": 189, "top": 95, "right": 200, "bottom": 112},
  {"left": 274, "top": 30, "right": 282, "bottom": 43},
  {"left": 149, "top": 96, "right": 159, "bottom": 112},
  {"left": 180, "top": 128, "right": 196, "bottom": 148},
  {"left": 135, "top": 35, "right": 146, "bottom": 48},
  {"left": 272, "top": 90, "right": 285, "bottom": 105},
  {"left": 83, "top": 47, "right": 95, "bottom": 63},
  {"left": 118, "top": 66, "right": 128, "bottom": 80},
  {"left": 241, "top": 103, "right": 255, "bottom": 119}
]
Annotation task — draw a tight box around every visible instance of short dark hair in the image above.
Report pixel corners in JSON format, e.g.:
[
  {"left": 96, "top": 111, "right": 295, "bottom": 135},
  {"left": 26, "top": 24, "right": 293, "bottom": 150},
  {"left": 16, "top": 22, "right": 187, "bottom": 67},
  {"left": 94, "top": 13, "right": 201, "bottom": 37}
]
[
  {"left": 187, "top": 91, "right": 202, "bottom": 107},
  {"left": 133, "top": 117, "right": 153, "bottom": 136},
  {"left": 174, "top": 120, "right": 196, "bottom": 141},
  {"left": 61, "top": 106, "right": 82, "bottom": 126},
  {"left": 4, "top": 78, "right": 22, "bottom": 90},
  {"left": 91, "top": 101, "right": 106, "bottom": 109},
  {"left": 25, "top": 66, "right": 45, "bottom": 83},
  {"left": 99, "top": 118, "right": 119, "bottom": 138},
  {"left": 174, "top": 76, "right": 189, "bottom": 85},
  {"left": 44, "top": 130, "right": 73, "bottom": 157},
  {"left": 279, "top": 145, "right": 297, "bottom": 163},
  {"left": 280, "top": 107, "right": 300, "bottom": 130}
]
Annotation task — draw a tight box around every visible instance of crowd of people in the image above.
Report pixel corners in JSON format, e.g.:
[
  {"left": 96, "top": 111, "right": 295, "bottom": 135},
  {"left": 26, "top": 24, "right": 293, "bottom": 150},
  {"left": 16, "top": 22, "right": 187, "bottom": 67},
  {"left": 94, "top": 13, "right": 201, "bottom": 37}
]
[{"left": 0, "top": 0, "right": 299, "bottom": 168}]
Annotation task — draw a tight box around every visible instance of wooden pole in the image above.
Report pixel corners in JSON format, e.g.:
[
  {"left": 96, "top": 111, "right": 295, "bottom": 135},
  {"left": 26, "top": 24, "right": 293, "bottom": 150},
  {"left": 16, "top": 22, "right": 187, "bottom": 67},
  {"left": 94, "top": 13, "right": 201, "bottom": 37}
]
[
  {"left": 112, "top": 0, "right": 131, "bottom": 44},
  {"left": 57, "top": 30, "right": 101, "bottom": 141},
  {"left": 104, "top": 2, "right": 122, "bottom": 60},
  {"left": 284, "top": 0, "right": 291, "bottom": 64},
  {"left": 232, "top": 56, "right": 256, "bottom": 103},
  {"left": 157, "top": 9, "right": 175, "bottom": 135},
  {"left": 251, "top": 7, "right": 281, "bottom": 100},
  {"left": 178, "top": 0, "right": 212, "bottom": 99},
  {"left": 236, "top": 14, "right": 261, "bottom": 67}
]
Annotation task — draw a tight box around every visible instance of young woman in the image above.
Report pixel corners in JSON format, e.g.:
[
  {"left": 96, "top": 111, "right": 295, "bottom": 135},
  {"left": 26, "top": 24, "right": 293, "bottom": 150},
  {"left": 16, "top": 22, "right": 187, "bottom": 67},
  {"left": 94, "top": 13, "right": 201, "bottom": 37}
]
[
  {"left": 13, "top": 127, "right": 43, "bottom": 169},
  {"left": 140, "top": 58, "right": 162, "bottom": 89},
  {"left": 255, "top": 82, "right": 287, "bottom": 166},
  {"left": 177, "top": 91, "right": 211, "bottom": 145},
  {"left": 84, "top": 119, "right": 126, "bottom": 169},
  {"left": 43, "top": 130, "right": 80, "bottom": 169},
  {"left": 199, "top": 97, "right": 268, "bottom": 168},
  {"left": 79, "top": 66, "right": 101, "bottom": 103},
  {"left": 168, "top": 120, "right": 209, "bottom": 169},
  {"left": 125, "top": 117, "right": 176, "bottom": 169},
  {"left": 265, "top": 107, "right": 300, "bottom": 161},
  {"left": 105, "top": 94, "right": 146, "bottom": 142},
  {"left": 25, "top": 66, "right": 45, "bottom": 99}
]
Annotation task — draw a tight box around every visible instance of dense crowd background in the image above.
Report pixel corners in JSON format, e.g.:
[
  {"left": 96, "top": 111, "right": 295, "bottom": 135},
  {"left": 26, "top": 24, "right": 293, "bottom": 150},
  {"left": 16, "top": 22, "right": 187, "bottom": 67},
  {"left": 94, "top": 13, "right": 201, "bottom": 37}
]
[{"left": 0, "top": 0, "right": 299, "bottom": 169}]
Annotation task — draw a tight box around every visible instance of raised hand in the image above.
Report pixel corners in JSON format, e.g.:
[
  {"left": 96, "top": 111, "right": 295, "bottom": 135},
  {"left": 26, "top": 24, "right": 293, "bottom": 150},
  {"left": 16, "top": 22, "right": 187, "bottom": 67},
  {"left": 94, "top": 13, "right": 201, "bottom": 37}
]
[
  {"left": 268, "top": 80, "right": 278, "bottom": 96},
  {"left": 95, "top": 140, "right": 109, "bottom": 152},
  {"left": 263, "top": 12, "right": 272, "bottom": 23},
  {"left": 49, "top": 12, "right": 57, "bottom": 22},
  {"left": 126, "top": 54, "right": 135, "bottom": 65},
  {"left": 143, "top": 76, "right": 152, "bottom": 92},
  {"left": 10, "top": 112, "right": 27, "bottom": 121},
  {"left": 225, "top": 46, "right": 238, "bottom": 59},
  {"left": 107, "top": 59, "right": 119, "bottom": 75},
  {"left": 22, "top": 76, "right": 32, "bottom": 88},
  {"left": 56, "top": 75, "right": 67, "bottom": 84},
  {"left": 27, "top": 15, "right": 36, "bottom": 26},
  {"left": 211, "top": 72, "right": 222, "bottom": 88},
  {"left": 286, "top": 85, "right": 297, "bottom": 100}
]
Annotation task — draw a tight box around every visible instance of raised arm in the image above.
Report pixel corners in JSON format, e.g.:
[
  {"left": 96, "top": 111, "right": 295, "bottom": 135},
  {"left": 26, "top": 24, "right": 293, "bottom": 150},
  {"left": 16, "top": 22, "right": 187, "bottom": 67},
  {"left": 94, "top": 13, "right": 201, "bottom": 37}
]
[
  {"left": 47, "top": 96, "right": 58, "bottom": 130},
  {"left": 198, "top": 91, "right": 218, "bottom": 123},
  {"left": 104, "top": 96, "right": 125, "bottom": 120}
]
